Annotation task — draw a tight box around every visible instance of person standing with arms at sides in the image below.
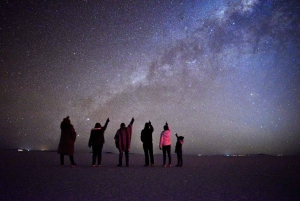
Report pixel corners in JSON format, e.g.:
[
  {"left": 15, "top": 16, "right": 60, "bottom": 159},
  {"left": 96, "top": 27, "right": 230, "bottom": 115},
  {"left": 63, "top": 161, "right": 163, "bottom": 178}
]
[
  {"left": 141, "top": 121, "right": 154, "bottom": 167},
  {"left": 57, "top": 116, "right": 77, "bottom": 167},
  {"left": 88, "top": 118, "right": 110, "bottom": 167},
  {"left": 159, "top": 122, "right": 172, "bottom": 167},
  {"left": 175, "top": 133, "right": 184, "bottom": 167},
  {"left": 115, "top": 117, "right": 134, "bottom": 167}
]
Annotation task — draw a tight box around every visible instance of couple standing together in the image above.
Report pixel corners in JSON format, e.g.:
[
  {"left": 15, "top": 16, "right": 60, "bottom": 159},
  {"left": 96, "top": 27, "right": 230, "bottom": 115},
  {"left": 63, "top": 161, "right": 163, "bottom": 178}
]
[
  {"left": 89, "top": 117, "right": 134, "bottom": 167},
  {"left": 141, "top": 121, "right": 172, "bottom": 167}
]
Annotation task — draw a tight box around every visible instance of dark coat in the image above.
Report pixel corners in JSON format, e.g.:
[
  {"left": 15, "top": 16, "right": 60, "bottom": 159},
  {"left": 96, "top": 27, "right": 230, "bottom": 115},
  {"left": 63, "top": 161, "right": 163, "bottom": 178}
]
[
  {"left": 88, "top": 121, "right": 109, "bottom": 147},
  {"left": 175, "top": 136, "right": 184, "bottom": 153},
  {"left": 57, "top": 123, "right": 76, "bottom": 155},
  {"left": 141, "top": 124, "right": 154, "bottom": 144}
]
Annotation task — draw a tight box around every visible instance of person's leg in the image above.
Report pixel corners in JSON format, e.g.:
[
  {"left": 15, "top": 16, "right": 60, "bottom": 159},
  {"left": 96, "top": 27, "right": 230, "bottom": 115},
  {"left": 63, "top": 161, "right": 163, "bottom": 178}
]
[
  {"left": 179, "top": 151, "right": 183, "bottom": 166},
  {"left": 125, "top": 150, "right": 129, "bottom": 167},
  {"left": 60, "top": 154, "right": 64, "bottom": 165},
  {"left": 167, "top": 145, "right": 171, "bottom": 166},
  {"left": 69, "top": 155, "right": 76, "bottom": 166},
  {"left": 176, "top": 152, "right": 180, "bottom": 166},
  {"left": 162, "top": 146, "right": 167, "bottom": 166},
  {"left": 149, "top": 143, "right": 154, "bottom": 165},
  {"left": 143, "top": 143, "right": 149, "bottom": 166},
  {"left": 98, "top": 144, "right": 103, "bottom": 166},
  {"left": 118, "top": 151, "right": 123, "bottom": 166},
  {"left": 92, "top": 146, "right": 97, "bottom": 166}
]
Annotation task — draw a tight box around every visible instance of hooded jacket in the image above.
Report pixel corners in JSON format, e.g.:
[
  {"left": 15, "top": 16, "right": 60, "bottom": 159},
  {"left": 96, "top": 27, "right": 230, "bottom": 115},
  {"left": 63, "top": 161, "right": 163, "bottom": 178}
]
[
  {"left": 159, "top": 126, "right": 171, "bottom": 148},
  {"left": 57, "top": 118, "right": 76, "bottom": 155}
]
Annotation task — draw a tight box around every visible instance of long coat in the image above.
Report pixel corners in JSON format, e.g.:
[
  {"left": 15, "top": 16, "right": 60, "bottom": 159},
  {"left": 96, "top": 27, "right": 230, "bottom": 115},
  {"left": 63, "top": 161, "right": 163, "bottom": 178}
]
[
  {"left": 116, "top": 124, "right": 133, "bottom": 152},
  {"left": 57, "top": 124, "right": 76, "bottom": 155}
]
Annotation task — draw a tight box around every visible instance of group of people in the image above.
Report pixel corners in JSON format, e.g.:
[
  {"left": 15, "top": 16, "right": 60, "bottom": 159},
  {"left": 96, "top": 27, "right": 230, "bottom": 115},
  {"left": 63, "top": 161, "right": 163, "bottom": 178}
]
[{"left": 57, "top": 116, "right": 184, "bottom": 168}]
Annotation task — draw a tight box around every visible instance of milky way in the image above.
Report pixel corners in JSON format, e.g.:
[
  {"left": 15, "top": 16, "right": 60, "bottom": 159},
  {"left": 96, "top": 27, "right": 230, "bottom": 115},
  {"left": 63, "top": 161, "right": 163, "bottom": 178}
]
[{"left": 1, "top": 0, "right": 300, "bottom": 155}]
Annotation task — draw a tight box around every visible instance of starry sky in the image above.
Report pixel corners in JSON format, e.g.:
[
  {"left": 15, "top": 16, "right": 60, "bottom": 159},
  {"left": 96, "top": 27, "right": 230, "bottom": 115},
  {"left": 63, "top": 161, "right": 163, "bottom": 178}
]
[{"left": 1, "top": 0, "right": 300, "bottom": 155}]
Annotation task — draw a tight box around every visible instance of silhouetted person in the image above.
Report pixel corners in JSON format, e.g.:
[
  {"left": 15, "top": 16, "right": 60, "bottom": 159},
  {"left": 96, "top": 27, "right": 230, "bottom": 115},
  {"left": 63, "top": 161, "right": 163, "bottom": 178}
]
[
  {"left": 88, "top": 118, "right": 110, "bottom": 167},
  {"left": 115, "top": 118, "right": 134, "bottom": 167},
  {"left": 57, "top": 116, "right": 77, "bottom": 167},
  {"left": 141, "top": 121, "right": 154, "bottom": 167},
  {"left": 159, "top": 122, "right": 171, "bottom": 167},
  {"left": 175, "top": 133, "right": 184, "bottom": 167}
]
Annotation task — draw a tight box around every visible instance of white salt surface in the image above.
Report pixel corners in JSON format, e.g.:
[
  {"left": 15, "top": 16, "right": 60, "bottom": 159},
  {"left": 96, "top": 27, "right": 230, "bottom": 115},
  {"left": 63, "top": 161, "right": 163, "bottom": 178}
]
[{"left": 0, "top": 150, "right": 299, "bottom": 200}]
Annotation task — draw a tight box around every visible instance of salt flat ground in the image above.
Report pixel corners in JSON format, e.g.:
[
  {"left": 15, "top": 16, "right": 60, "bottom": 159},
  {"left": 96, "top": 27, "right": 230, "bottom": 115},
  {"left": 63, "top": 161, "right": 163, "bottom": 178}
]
[{"left": 0, "top": 150, "right": 299, "bottom": 201}]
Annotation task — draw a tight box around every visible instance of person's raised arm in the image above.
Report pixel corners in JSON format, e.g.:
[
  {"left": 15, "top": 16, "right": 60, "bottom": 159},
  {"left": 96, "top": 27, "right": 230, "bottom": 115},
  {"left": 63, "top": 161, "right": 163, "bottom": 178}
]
[
  {"left": 149, "top": 121, "right": 154, "bottom": 132},
  {"left": 129, "top": 117, "right": 134, "bottom": 126},
  {"left": 103, "top": 118, "right": 110, "bottom": 130}
]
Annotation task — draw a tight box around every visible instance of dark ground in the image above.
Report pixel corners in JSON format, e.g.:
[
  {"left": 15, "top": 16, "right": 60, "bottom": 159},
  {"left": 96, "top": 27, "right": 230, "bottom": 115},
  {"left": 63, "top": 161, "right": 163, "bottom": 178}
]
[{"left": 0, "top": 150, "right": 299, "bottom": 201}]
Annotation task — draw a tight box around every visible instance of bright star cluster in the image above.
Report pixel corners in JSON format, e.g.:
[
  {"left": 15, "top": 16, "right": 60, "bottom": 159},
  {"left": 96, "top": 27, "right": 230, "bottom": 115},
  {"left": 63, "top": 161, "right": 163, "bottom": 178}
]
[{"left": 1, "top": 0, "right": 299, "bottom": 155}]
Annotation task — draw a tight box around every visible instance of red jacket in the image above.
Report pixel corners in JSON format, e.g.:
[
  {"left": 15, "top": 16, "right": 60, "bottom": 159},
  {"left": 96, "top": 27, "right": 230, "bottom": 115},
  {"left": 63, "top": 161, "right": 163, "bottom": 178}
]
[{"left": 116, "top": 124, "right": 133, "bottom": 152}]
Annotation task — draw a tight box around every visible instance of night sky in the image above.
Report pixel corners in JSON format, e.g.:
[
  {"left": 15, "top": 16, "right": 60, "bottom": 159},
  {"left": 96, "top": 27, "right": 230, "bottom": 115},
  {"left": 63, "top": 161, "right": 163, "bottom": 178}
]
[{"left": 1, "top": 0, "right": 300, "bottom": 155}]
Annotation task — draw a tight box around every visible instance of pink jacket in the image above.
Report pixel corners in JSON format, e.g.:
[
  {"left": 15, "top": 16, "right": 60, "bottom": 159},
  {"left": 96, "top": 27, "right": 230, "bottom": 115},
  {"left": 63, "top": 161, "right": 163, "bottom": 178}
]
[{"left": 159, "top": 127, "right": 171, "bottom": 148}]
